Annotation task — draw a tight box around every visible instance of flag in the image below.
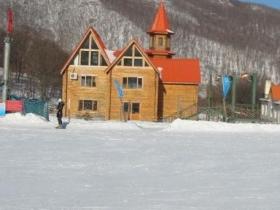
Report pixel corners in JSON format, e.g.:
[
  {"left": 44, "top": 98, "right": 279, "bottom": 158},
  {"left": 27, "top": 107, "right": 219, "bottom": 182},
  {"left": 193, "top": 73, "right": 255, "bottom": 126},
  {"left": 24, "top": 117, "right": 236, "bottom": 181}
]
[
  {"left": 222, "top": 75, "right": 232, "bottom": 98},
  {"left": 7, "top": 8, "right": 14, "bottom": 34},
  {"left": 0, "top": 103, "right": 6, "bottom": 117},
  {"left": 114, "top": 80, "right": 124, "bottom": 98}
]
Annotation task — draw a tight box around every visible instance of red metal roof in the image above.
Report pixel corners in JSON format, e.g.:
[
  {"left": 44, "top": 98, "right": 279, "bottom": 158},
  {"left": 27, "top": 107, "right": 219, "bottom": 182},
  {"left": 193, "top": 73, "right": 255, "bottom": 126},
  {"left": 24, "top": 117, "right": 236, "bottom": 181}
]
[
  {"left": 113, "top": 49, "right": 124, "bottom": 57},
  {"left": 271, "top": 84, "right": 280, "bottom": 101},
  {"left": 150, "top": 58, "right": 201, "bottom": 84},
  {"left": 148, "top": 1, "right": 173, "bottom": 34}
]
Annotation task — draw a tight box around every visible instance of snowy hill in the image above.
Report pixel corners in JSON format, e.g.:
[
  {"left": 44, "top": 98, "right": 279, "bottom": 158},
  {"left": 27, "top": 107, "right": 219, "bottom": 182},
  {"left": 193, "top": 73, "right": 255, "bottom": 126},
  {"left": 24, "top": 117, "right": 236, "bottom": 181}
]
[{"left": 1, "top": 0, "right": 280, "bottom": 82}]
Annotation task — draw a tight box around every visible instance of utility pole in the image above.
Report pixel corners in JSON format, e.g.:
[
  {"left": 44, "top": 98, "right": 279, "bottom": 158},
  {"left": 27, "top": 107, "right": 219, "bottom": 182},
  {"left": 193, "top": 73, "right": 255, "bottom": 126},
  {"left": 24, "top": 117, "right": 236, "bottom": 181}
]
[
  {"left": 251, "top": 73, "right": 257, "bottom": 112},
  {"left": 208, "top": 69, "right": 213, "bottom": 108},
  {"left": 231, "top": 75, "right": 236, "bottom": 112},
  {"left": 2, "top": 37, "right": 11, "bottom": 102},
  {"left": 1, "top": 8, "right": 13, "bottom": 103}
]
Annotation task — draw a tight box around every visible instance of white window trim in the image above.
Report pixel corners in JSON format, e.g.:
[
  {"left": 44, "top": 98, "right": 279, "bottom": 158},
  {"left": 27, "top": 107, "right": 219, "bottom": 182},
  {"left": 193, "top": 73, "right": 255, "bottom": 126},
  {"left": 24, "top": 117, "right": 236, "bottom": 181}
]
[
  {"left": 119, "top": 46, "right": 148, "bottom": 68},
  {"left": 122, "top": 76, "right": 144, "bottom": 90},
  {"left": 78, "top": 35, "right": 106, "bottom": 67},
  {"left": 79, "top": 99, "right": 98, "bottom": 112},
  {"left": 123, "top": 101, "right": 141, "bottom": 114},
  {"left": 80, "top": 74, "right": 97, "bottom": 88}
]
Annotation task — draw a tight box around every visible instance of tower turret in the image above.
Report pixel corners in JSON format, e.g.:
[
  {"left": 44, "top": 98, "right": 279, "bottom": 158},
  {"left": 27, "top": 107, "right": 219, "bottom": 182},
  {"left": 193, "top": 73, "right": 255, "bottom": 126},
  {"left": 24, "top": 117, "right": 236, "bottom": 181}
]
[{"left": 147, "top": 1, "right": 175, "bottom": 58}]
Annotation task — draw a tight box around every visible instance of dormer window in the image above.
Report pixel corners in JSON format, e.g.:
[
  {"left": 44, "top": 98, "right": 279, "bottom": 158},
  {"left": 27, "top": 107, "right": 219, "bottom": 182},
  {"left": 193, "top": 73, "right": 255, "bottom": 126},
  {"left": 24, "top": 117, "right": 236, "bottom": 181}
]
[
  {"left": 118, "top": 45, "right": 149, "bottom": 67},
  {"left": 77, "top": 35, "right": 107, "bottom": 67}
]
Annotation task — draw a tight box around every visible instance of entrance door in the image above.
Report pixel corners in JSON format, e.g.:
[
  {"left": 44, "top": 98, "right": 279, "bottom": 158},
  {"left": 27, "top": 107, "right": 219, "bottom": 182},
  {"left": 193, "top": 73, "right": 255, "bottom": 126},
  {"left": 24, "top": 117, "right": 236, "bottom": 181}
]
[{"left": 123, "top": 102, "right": 140, "bottom": 121}]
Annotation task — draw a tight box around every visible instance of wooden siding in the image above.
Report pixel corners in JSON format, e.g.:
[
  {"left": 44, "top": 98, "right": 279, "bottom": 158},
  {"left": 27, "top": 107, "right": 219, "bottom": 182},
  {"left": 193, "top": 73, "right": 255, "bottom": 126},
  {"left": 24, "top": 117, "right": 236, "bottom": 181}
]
[
  {"left": 63, "top": 65, "right": 108, "bottom": 119},
  {"left": 159, "top": 83, "right": 198, "bottom": 119},
  {"left": 109, "top": 66, "right": 159, "bottom": 121},
  {"left": 62, "top": 67, "right": 199, "bottom": 122}
]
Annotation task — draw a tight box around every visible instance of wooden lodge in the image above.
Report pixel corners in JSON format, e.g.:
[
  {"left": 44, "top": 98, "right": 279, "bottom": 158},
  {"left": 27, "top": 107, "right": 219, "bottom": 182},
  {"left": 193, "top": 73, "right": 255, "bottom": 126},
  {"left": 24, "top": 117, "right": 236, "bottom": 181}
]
[{"left": 60, "top": 1, "right": 201, "bottom": 121}]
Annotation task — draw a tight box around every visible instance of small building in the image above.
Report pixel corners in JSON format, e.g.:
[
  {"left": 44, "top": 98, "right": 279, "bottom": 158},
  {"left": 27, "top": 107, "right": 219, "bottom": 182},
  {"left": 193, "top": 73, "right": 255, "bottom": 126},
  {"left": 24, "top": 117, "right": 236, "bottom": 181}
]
[
  {"left": 260, "top": 81, "right": 280, "bottom": 123},
  {"left": 60, "top": 1, "right": 201, "bottom": 121}
]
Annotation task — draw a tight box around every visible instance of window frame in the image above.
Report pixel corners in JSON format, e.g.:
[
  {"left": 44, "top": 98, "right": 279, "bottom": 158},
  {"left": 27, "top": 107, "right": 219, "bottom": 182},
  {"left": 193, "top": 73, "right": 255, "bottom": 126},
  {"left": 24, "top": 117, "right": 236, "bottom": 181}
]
[
  {"left": 80, "top": 75, "right": 97, "bottom": 88},
  {"left": 119, "top": 45, "right": 148, "bottom": 68},
  {"left": 158, "top": 37, "right": 164, "bottom": 47},
  {"left": 78, "top": 100, "right": 98, "bottom": 111},
  {"left": 78, "top": 35, "right": 107, "bottom": 67},
  {"left": 131, "top": 103, "right": 140, "bottom": 114},
  {"left": 122, "top": 77, "right": 143, "bottom": 89},
  {"left": 123, "top": 102, "right": 141, "bottom": 114}
]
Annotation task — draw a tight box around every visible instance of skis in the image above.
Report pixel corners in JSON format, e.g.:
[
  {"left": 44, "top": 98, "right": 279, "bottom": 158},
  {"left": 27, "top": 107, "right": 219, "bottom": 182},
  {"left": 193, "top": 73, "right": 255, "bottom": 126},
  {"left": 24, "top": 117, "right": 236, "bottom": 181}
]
[{"left": 55, "top": 125, "right": 65, "bottom": 129}]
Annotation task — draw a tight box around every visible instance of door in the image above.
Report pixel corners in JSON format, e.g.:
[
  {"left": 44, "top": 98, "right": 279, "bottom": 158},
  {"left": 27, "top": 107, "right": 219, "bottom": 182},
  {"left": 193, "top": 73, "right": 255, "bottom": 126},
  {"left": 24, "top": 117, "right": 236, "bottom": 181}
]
[{"left": 123, "top": 102, "right": 140, "bottom": 121}]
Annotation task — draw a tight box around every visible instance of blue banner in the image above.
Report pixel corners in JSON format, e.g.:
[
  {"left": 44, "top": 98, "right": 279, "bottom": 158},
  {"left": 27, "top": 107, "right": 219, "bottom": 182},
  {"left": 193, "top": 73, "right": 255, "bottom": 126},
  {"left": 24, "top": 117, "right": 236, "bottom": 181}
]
[
  {"left": 0, "top": 103, "right": 6, "bottom": 117},
  {"left": 114, "top": 80, "right": 124, "bottom": 98},
  {"left": 222, "top": 75, "right": 232, "bottom": 98}
]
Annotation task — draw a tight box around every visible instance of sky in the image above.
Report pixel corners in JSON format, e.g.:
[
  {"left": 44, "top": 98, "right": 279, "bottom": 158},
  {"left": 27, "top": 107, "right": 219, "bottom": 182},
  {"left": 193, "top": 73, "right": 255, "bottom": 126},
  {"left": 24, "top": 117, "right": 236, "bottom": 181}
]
[{"left": 240, "top": 0, "right": 280, "bottom": 9}]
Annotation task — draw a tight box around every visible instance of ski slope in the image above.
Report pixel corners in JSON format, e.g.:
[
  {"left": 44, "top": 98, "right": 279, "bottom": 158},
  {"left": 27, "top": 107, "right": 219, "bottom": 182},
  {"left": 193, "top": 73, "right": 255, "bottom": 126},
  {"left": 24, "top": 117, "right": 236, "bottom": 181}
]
[{"left": 1, "top": 114, "right": 280, "bottom": 209}]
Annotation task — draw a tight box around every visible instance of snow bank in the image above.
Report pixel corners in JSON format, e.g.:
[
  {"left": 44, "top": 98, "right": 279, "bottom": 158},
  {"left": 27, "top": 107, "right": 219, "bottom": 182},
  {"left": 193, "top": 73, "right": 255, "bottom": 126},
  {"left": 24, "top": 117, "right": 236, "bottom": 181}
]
[
  {"left": 2, "top": 114, "right": 280, "bottom": 133},
  {"left": 166, "top": 119, "right": 280, "bottom": 133},
  {"left": 0, "top": 113, "right": 47, "bottom": 125}
]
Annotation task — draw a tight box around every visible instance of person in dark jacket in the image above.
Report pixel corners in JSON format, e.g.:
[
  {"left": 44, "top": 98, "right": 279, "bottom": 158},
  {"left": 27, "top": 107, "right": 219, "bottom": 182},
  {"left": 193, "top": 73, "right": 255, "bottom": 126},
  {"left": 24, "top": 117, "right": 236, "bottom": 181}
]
[{"left": 56, "top": 98, "right": 64, "bottom": 128}]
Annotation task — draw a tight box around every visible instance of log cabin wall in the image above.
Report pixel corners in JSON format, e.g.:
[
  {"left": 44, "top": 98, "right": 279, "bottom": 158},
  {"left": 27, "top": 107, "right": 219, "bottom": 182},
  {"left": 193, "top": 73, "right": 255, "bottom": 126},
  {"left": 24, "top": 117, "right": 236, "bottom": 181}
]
[
  {"left": 159, "top": 83, "right": 199, "bottom": 119},
  {"left": 63, "top": 65, "right": 108, "bottom": 119},
  {"left": 108, "top": 66, "right": 159, "bottom": 121}
]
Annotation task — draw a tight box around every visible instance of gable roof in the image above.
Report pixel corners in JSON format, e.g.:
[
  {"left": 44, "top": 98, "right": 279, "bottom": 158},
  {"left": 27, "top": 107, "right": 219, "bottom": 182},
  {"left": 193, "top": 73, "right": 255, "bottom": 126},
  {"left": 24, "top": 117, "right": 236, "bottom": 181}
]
[
  {"left": 60, "top": 27, "right": 110, "bottom": 74},
  {"left": 148, "top": 1, "right": 173, "bottom": 34},
  {"left": 105, "top": 39, "right": 159, "bottom": 75},
  {"left": 271, "top": 84, "right": 280, "bottom": 101},
  {"left": 150, "top": 58, "right": 201, "bottom": 84}
]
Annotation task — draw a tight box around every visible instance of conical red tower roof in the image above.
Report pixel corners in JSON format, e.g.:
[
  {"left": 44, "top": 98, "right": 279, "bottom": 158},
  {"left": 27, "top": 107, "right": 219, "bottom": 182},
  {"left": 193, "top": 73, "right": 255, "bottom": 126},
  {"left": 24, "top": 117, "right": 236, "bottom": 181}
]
[{"left": 148, "top": 1, "right": 173, "bottom": 34}]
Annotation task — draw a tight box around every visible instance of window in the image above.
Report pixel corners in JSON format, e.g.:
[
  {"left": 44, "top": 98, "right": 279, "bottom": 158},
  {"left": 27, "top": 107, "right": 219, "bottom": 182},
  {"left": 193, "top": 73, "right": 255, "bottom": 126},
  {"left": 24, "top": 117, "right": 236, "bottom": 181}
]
[
  {"left": 78, "top": 35, "right": 107, "bottom": 66},
  {"left": 122, "top": 77, "right": 142, "bottom": 89},
  {"left": 80, "top": 51, "right": 89, "bottom": 65},
  {"left": 123, "top": 102, "right": 140, "bottom": 114},
  {"left": 79, "top": 100, "right": 97, "bottom": 111},
  {"left": 91, "top": 51, "right": 99, "bottom": 66},
  {"left": 134, "top": 59, "right": 144, "bottom": 67},
  {"left": 81, "top": 76, "right": 96, "bottom": 87},
  {"left": 123, "top": 102, "right": 129, "bottom": 112},
  {"left": 124, "top": 58, "right": 133, "bottom": 66},
  {"left": 132, "top": 103, "right": 140, "bottom": 113},
  {"left": 158, "top": 37, "right": 164, "bottom": 47},
  {"left": 119, "top": 45, "right": 148, "bottom": 67},
  {"left": 166, "top": 37, "right": 170, "bottom": 49}
]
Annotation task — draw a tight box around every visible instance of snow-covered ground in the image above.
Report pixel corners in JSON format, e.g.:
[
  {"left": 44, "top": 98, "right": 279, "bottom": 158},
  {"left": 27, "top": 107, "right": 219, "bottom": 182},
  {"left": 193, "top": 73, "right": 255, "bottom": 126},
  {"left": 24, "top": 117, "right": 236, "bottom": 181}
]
[{"left": 1, "top": 114, "right": 280, "bottom": 210}]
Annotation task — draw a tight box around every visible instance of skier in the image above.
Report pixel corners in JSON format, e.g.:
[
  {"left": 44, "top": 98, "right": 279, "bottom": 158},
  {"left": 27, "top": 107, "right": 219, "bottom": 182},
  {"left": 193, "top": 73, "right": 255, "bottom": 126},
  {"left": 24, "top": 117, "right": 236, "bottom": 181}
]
[{"left": 56, "top": 98, "right": 64, "bottom": 128}]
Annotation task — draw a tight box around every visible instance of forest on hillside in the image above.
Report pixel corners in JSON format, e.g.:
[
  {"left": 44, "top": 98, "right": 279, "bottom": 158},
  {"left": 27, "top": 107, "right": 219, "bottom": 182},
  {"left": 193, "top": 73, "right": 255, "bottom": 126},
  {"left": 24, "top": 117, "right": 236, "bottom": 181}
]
[
  {"left": 0, "top": 28, "right": 68, "bottom": 100},
  {"left": 0, "top": 0, "right": 280, "bottom": 102}
]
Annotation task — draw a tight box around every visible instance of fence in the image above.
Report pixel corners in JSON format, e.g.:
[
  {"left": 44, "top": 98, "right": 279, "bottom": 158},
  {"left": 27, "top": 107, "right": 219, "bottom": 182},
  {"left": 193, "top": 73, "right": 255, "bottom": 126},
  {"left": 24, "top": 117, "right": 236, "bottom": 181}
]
[
  {"left": 23, "top": 99, "right": 49, "bottom": 121},
  {"left": 161, "top": 103, "right": 263, "bottom": 123}
]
